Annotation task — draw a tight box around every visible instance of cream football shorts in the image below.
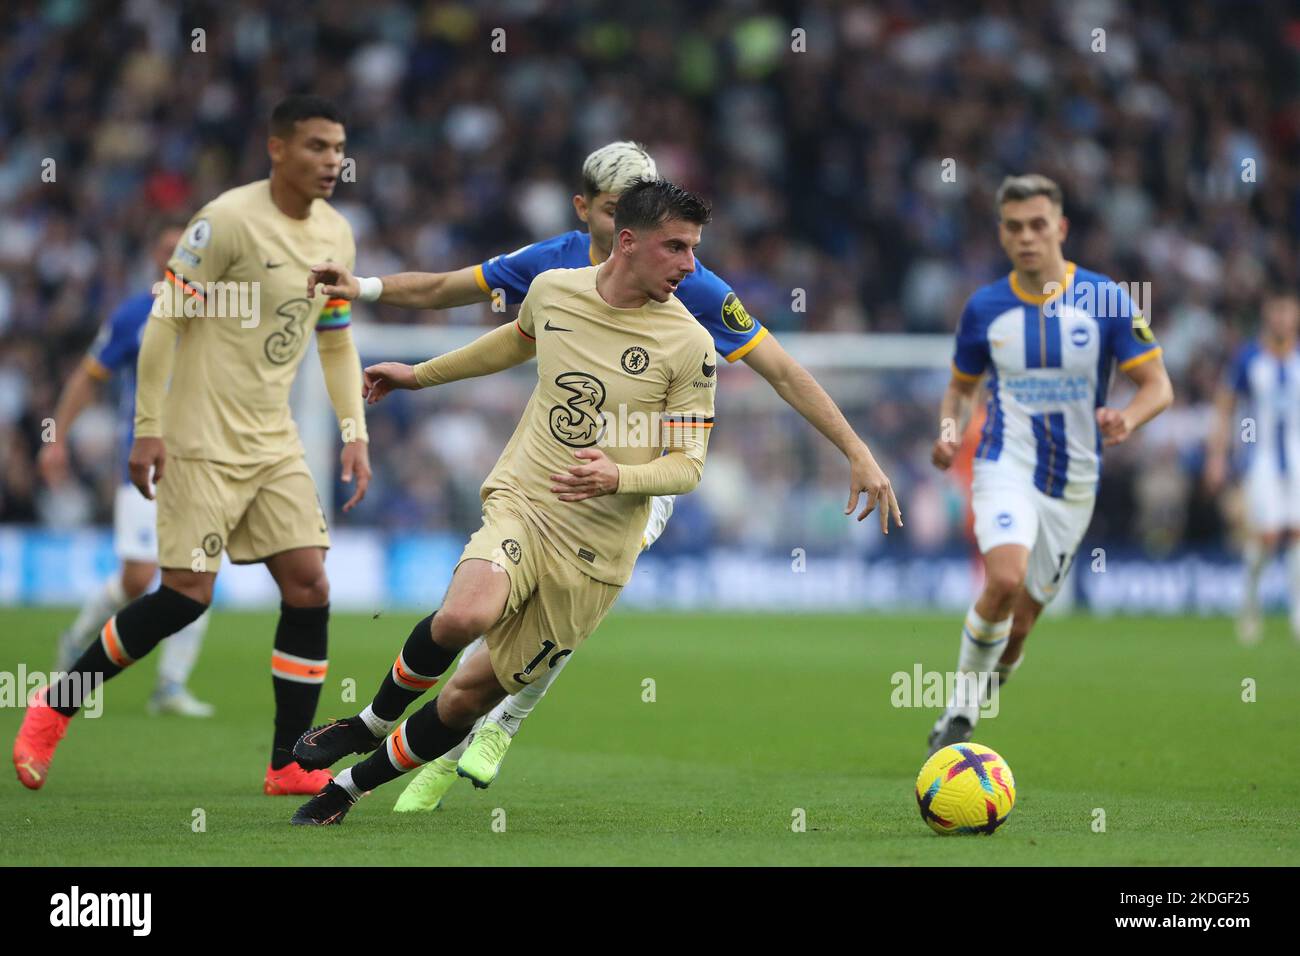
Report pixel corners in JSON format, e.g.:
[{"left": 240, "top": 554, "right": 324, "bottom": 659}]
[
  {"left": 156, "top": 454, "right": 329, "bottom": 571},
  {"left": 457, "top": 492, "right": 622, "bottom": 696}
]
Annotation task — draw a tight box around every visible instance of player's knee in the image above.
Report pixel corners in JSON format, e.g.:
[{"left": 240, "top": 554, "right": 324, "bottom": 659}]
[
  {"left": 122, "top": 578, "right": 150, "bottom": 601},
  {"left": 282, "top": 572, "right": 329, "bottom": 608},
  {"left": 431, "top": 605, "right": 492, "bottom": 647},
  {"left": 984, "top": 566, "right": 1026, "bottom": 604},
  {"left": 160, "top": 570, "right": 214, "bottom": 607},
  {"left": 435, "top": 682, "right": 490, "bottom": 729},
  {"left": 121, "top": 565, "right": 154, "bottom": 600}
]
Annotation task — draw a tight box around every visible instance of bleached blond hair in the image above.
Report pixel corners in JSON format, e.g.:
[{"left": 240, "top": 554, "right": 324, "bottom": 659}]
[{"left": 581, "top": 141, "right": 658, "bottom": 197}]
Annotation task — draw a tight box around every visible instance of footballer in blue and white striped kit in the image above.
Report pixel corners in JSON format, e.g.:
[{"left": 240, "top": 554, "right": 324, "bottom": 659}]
[
  {"left": 1205, "top": 290, "right": 1300, "bottom": 643},
  {"left": 928, "top": 174, "right": 1173, "bottom": 753}
]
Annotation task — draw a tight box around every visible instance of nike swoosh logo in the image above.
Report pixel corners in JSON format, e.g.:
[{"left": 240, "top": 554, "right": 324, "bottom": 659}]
[
  {"left": 265, "top": 260, "right": 285, "bottom": 269},
  {"left": 302, "top": 724, "right": 339, "bottom": 746},
  {"left": 544, "top": 319, "right": 572, "bottom": 332},
  {"left": 702, "top": 357, "right": 716, "bottom": 377}
]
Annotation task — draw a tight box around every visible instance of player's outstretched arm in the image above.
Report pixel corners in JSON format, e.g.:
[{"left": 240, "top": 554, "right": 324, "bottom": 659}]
[
  {"left": 743, "top": 332, "right": 902, "bottom": 532},
  {"left": 1097, "top": 352, "right": 1174, "bottom": 447},
  {"left": 308, "top": 261, "right": 489, "bottom": 311},
  {"left": 362, "top": 362, "right": 420, "bottom": 404},
  {"left": 364, "top": 321, "right": 537, "bottom": 406},
  {"left": 37, "top": 362, "right": 101, "bottom": 486},
  {"left": 409, "top": 319, "right": 536, "bottom": 384},
  {"left": 931, "top": 372, "right": 981, "bottom": 471}
]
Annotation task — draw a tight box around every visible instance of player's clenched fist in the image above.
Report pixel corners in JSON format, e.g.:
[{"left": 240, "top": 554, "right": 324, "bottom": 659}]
[
  {"left": 931, "top": 437, "right": 959, "bottom": 471},
  {"left": 362, "top": 362, "right": 419, "bottom": 404},
  {"left": 308, "top": 261, "right": 360, "bottom": 300},
  {"left": 128, "top": 436, "right": 167, "bottom": 500},
  {"left": 1096, "top": 406, "right": 1132, "bottom": 446},
  {"left": 550, "top": 448, "right": 620, "bottom": 501}
]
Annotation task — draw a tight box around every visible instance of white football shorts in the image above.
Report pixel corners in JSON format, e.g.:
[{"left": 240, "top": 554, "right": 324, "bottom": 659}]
[
  {"left": 1243, "top": 462, "right": 1300, "bottom": 533},
  {"left": 641, "top": 494, "right": 677, "bottom": 551},
  {"left": 114, "top": 482, "right": 160, "bottom": 563},
  {"left": 971, "top": 462, "right": 1095, "bottom": 606}
]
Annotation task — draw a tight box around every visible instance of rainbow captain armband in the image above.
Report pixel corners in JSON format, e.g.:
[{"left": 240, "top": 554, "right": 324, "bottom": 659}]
[{"left": 317, "top": 298, "right": 352, "bottom": 331}]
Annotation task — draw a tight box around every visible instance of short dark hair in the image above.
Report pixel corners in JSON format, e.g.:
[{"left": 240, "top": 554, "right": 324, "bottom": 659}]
[
  {"left": 270, "top": 95, "right": 345, "bottom": 139},
  {"left": 613, "top": 178, "right": 712, "bottom": 233}
]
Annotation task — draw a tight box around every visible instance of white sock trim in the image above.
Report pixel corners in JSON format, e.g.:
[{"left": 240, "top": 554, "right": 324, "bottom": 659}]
[
  {"left": 360, "top": 704, "right": 397, "bottom": 738},
  {"left": 963, "top": 607, "right": 1012, "bottom": 645},
  {"left": 334, "top": 767, "right": 363, "bottom": 801},
  {"left": 950, "top": 606, "right": 1012, "bottom": 719}
]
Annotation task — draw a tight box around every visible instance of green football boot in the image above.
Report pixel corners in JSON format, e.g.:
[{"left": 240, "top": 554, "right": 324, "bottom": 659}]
[
  {"left": 456, "top": 721, "right": 512, "bottom": 789},
  {"left": 392, "top": 756, "right": 459, "bottom": 812}
]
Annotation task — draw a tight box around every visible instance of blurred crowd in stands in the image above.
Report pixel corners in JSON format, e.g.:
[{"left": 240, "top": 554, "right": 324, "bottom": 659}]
[{"left": 2, "top": 0, "right": 1297, "bottom": 554}]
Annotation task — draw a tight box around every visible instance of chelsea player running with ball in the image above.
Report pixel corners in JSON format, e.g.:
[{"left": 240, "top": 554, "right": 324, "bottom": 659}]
[
  {"left": 306, "top": 142, "right": 903, "bottom": 812},
  {"left": 288, "top": 179, "right": 719, "bottom": 825},
  {"left": 927, "top": 175, "right": 1173, "bottom": 753}
]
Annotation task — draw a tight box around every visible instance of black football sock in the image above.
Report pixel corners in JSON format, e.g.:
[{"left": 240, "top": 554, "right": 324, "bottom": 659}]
[
  {"left": 49, "top": 586, "right": 207, "bottom": 717},
  {"left": 270, "top": 603, "right": 330, "bottom": 770},
  {"left": 369, "top": 613, "right": 458, "bottom": 722},
  {"left": 350, "top": 695, "right": 469, "bottom": 793}
]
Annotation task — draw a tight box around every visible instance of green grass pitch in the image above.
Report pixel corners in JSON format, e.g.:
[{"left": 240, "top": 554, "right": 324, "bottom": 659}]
[{"left": 1, "top": 607, "right": 1297, "bottom": 866}]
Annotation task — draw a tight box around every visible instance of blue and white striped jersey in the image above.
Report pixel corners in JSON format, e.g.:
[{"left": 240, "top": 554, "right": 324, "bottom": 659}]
[
  {"left": 476, "top": 230, "right": 768, "bottom": 363},
  {"left": 1230, "top": 339, "right": 1300, "bottom": 476},
  {"left": 952, "top": 263, "right": 1162, "bottom": 501}
]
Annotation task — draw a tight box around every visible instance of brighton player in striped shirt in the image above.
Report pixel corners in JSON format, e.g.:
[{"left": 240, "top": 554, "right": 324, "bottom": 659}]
[
  {"left": 1204, "top": 290, "right": 1300, "bottom": 643},
  {"left": 927, "top": 174, "right": 1173, "bottom": 753},
  {"left": 306, "top": 141, "right": 902, "bottom": 811}
]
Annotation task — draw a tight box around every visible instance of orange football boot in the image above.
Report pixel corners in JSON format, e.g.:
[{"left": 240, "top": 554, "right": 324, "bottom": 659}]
[
  {"left": 13, "top": 688, "right": 72, "bottom": 790},
  {"left": 264, "top": 761, "right": 334, "bottom": 796}
]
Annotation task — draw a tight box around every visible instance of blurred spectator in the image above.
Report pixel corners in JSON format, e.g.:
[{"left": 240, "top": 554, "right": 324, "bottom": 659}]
[{"left": 2, "top": 0, "right": 1296, "bottom": 554}]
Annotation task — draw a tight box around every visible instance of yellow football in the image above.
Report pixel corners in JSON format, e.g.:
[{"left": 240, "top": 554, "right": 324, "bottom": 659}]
[{"left": 915, "top": 742, "right": 1016, "bottom": 835}]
